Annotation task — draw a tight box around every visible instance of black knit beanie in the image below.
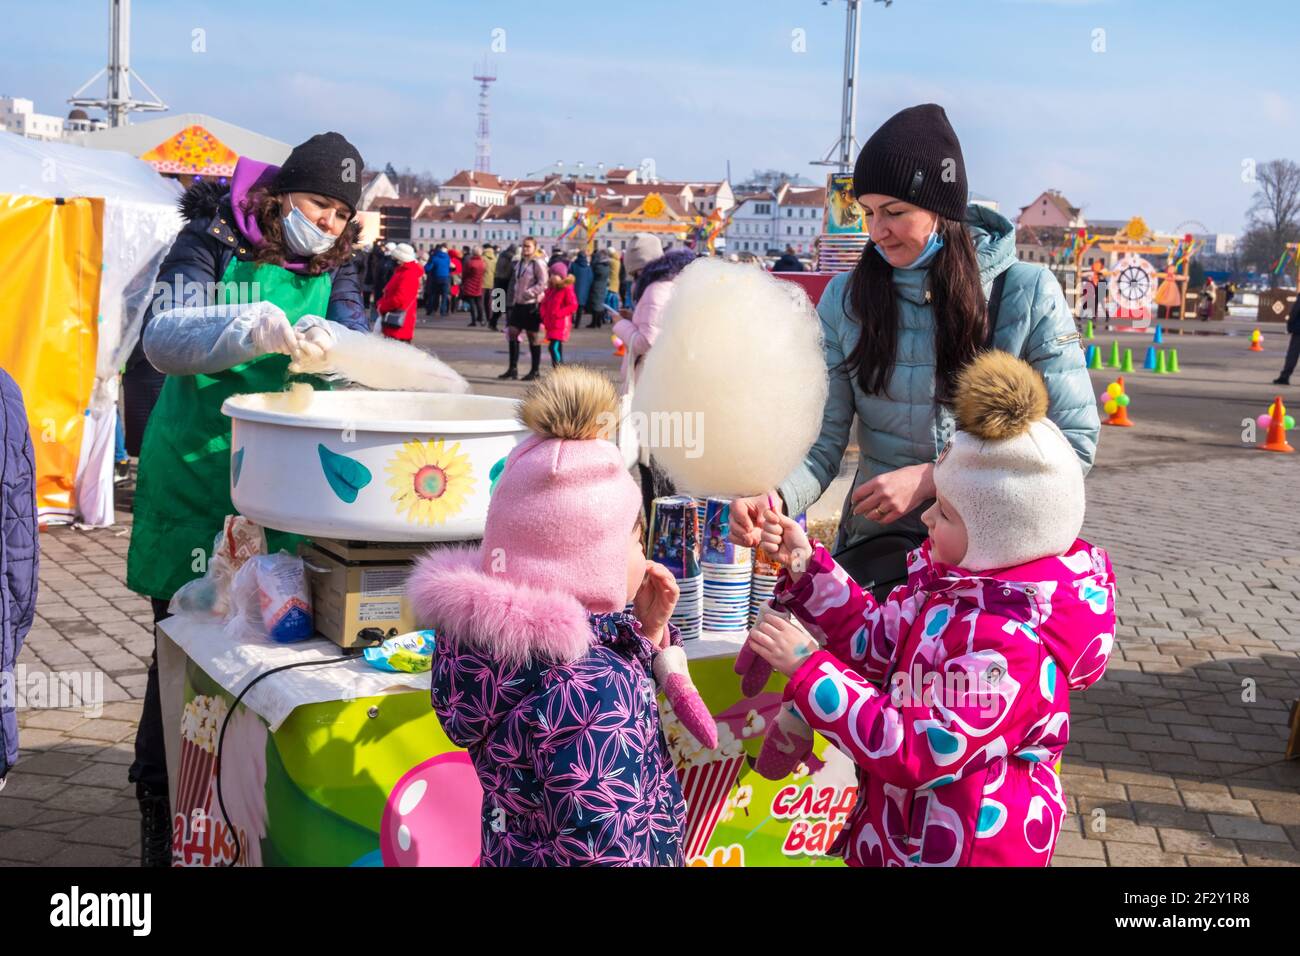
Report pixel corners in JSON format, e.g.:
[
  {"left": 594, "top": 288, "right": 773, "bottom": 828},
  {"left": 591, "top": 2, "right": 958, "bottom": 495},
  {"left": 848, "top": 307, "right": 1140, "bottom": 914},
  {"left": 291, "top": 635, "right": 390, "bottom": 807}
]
[
  {"left": 269, "top": 132, "right": 365, "bottom": 212},
  {"left": 852, "top": 104, "right": 967, "bottom": 220}
]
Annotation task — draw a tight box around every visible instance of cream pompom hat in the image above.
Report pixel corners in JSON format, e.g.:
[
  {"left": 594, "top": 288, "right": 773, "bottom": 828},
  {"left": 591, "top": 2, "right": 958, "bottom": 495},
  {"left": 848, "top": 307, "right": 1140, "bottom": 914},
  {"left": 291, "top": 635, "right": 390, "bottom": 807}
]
[{"left": 933, "top": 351, "right": 1086, "bottom": 573}]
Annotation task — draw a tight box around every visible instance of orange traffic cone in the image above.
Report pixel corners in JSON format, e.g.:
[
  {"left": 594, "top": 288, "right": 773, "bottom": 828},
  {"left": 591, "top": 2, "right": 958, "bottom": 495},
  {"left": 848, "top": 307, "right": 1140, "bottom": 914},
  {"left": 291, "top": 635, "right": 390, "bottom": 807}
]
[
  {"left": 1261, "top": 395, "right": 1295, "bottom": 453},
  {"left": 1249, "top": 329, "right": 1264, "bottom": 352},
  {"left": 1101, "top": 376, "right": 1134, "bottom": 427}
]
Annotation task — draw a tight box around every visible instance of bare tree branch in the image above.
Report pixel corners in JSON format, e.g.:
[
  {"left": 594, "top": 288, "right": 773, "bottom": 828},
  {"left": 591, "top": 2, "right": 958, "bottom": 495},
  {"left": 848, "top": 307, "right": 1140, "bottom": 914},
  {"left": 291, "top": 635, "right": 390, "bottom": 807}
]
[{"left": 1245, "top": 159, "right": 1300, "bottom": 287}]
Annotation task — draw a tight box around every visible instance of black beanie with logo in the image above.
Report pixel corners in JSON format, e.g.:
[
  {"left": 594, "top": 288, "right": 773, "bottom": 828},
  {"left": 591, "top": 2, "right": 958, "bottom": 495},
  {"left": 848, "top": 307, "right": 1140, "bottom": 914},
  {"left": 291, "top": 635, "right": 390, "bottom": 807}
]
[
  {"left": 852, "top": 104, "right": 968, "bottom": 220},
  {"left": 269, "top": 131, "right": 365, "bottom": 213}
]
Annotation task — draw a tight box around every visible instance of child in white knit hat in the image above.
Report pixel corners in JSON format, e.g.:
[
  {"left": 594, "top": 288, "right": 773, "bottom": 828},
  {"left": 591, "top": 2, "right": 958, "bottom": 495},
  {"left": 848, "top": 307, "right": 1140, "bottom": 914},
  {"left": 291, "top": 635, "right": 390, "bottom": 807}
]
[{"left": 741, "top": 351, "right": 1115, "bottom": 866}]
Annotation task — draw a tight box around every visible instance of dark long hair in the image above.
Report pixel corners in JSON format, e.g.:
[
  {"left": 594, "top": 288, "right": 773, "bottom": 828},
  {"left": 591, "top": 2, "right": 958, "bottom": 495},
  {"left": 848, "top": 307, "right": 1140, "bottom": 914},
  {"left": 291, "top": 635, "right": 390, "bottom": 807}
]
[
  {"left": 842, "top": 217, "right": 986, "bottom": 404},
  {"left": 243, "top": 190, "right": 360, "bottom": 276}
]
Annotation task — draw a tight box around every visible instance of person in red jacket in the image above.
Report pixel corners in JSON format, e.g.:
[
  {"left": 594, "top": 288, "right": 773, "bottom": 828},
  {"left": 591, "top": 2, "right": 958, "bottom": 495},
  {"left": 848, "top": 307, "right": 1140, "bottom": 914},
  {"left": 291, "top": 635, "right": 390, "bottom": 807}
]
[
  {"left": 448, "top": 247, "right": 463, "bottom": 314},
  {"left": 539, "top": 261, "right": 578, "bottom": 366},
  {"left": 462, "top": 246, "right": 487, "bottom": 327},
  {"left": 377, "top": 242, "right": 423, "bottom": 341}
]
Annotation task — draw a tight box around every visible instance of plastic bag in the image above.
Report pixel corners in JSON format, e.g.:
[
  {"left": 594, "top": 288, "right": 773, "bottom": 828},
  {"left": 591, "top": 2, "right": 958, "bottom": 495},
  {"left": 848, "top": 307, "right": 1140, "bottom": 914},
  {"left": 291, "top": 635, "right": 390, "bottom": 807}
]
[
  {"left": 169, "top": 516, "right": 266, "bottom": 616},
  {"left": 224, "top": 552, "right": 314, "bottom": 644},
  {"left": 143, "top": 300, "right": 283, "bottom": 377},
  {"left": 362, "top": 630, "right": 437, "bottom": 673}
]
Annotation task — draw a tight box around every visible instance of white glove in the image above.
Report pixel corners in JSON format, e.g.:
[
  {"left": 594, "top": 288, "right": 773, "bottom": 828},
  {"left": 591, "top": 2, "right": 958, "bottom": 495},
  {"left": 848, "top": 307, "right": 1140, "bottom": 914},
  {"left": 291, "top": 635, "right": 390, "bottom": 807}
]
[
  {"left": 291, "top": 315, "right": 339, "bottom": 368},
  {"left": 248, "top": 303, "right": 297, "bottom": 357}
]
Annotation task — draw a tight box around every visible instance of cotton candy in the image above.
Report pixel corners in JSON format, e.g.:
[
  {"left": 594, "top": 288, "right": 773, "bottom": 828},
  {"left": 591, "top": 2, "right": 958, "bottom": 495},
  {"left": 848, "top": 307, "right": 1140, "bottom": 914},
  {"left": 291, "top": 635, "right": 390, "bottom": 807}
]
[
  {"left": 289, "top": 322, "right": 470, "bottom": 394},
  {"left": 632, "top": 258, "right": 827, "bottom": 497}
]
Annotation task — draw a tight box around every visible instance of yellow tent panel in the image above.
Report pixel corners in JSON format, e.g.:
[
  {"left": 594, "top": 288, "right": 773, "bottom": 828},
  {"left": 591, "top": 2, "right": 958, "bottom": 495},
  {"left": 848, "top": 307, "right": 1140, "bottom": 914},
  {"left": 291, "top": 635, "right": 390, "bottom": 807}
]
[{"left": 0, "top": 194, "right": 102, "bottom": 520}]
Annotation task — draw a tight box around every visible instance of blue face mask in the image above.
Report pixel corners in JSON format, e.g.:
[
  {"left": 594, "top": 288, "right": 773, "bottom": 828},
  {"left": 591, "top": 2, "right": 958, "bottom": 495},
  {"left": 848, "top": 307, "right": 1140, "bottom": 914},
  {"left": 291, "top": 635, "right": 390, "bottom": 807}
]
[
  {"left": 875, "top": 228, "right": 944, "bottom": 270},
  {"left": 281, "top": 197, "right": 338, "bottom": 257}
]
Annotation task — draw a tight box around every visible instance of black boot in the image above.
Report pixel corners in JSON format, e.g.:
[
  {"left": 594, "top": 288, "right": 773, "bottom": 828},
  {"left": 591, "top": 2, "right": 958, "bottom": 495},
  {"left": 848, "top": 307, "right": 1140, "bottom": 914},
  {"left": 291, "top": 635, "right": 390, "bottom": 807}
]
[
  {"left": 137, "top": 783, "right": 172, "bottom": 867},
  {"left": 1273, "top": 377, "right": 1291, "bottom": 386},
  {"left": 522, "top": 344, "right": 542, "bottom": 381},
  {"left": 498, "top": 338, "right": 520, "bottom": 379}
]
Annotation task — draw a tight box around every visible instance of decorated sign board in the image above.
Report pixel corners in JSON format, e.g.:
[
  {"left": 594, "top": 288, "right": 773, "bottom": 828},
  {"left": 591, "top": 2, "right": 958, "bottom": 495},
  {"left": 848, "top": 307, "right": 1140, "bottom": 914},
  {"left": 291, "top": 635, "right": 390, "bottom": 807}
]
[
  {"left": 171, "top": 650, "right": 855, "bottom": 867},
  {"left": 582, "top": 192, "right": 724, "bottom": 253},
  {"left": 139, "top": 124, "right": 239, "bottom": 177},
  {"left": 825, "top": 173, "right": 867, "bottom": 234}
]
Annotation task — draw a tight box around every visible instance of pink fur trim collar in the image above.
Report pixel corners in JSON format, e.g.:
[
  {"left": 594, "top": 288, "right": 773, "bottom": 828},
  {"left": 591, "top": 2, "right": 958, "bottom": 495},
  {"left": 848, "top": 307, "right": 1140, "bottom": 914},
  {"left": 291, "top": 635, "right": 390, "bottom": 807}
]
[{"left": 407, "top": 544, "right": 596, "bottom": 667}]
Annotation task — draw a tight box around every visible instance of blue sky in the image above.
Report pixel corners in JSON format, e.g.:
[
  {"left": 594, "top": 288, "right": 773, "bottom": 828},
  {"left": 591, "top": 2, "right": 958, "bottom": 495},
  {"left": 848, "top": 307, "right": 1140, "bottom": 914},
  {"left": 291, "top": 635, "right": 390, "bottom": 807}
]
[{"left": 3, "top": 0, "right": 1297, "bottom": 233}]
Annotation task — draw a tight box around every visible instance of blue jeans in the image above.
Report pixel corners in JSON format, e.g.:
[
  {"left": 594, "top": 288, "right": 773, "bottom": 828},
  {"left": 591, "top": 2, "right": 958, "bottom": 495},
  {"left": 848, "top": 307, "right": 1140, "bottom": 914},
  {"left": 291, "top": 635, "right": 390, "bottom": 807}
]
[{"left": 114, "top": 408, "right": 128, "bottom": 463}]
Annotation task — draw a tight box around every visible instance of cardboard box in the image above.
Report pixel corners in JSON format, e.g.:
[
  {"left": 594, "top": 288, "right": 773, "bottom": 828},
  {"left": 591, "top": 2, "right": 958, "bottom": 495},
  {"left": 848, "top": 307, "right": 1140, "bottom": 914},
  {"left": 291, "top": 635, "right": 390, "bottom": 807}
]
[{"left": 301, "top": 542, "right": 419, "bottom": 648}]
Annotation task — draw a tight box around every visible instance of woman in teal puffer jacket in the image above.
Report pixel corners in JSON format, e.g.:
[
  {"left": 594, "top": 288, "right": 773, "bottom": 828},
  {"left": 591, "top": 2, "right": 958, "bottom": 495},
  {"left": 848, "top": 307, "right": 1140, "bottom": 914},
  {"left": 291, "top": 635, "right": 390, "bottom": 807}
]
[{"left": 732, "top": 104, "right": 1099, "bottom": 552}]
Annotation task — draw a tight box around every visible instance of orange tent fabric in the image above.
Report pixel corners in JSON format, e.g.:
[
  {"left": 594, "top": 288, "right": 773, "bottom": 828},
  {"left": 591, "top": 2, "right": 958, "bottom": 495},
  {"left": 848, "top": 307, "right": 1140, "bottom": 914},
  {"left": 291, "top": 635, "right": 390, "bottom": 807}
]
[{"left": 0, "top": 195, "right": 102, "bottom": 520}]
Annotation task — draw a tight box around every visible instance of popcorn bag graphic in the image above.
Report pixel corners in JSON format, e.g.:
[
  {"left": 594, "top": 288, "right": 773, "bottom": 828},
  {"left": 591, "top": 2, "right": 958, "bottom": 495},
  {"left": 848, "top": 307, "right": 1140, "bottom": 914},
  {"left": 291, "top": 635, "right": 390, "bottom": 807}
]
[
  {"left": 173, "top": 694, "right": 230, "bottom": 866},
  {"left": 679, "top": 755, "right": 747, "bottom": 859},
  {"left": 660, "top": 698, "right": 746, "bottom": 861}
]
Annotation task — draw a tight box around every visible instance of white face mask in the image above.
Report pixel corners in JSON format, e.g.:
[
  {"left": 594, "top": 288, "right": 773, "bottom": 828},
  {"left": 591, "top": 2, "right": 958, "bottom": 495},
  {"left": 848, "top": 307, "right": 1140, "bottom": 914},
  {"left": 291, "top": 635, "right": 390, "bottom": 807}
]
[{"left": 281, "top": 195, "right": 338, "bottom": 256}]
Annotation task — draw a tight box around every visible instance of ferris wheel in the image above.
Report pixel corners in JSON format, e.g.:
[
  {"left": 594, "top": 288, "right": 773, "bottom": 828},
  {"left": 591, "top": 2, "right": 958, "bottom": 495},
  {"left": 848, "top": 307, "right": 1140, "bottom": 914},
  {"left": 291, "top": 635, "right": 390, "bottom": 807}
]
[{"left": 1109, "top": 253, "right": 1157, "bottom": 313}]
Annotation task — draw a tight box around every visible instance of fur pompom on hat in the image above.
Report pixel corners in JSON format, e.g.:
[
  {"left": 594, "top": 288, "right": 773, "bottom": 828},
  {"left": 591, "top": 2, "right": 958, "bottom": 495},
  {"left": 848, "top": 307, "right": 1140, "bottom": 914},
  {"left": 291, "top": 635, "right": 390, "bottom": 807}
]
[
  {"left": 953, "top": 350, "right": 1049, "bottom": 440},
  {"left": 934, "top": 351, "right": 1085, "bottom": 573},
  {"left": 481, "top": 366, "right": 642, "bottom": 613},
  {"left": 518, "top": 365, "right": 617, "bottom": 439}
]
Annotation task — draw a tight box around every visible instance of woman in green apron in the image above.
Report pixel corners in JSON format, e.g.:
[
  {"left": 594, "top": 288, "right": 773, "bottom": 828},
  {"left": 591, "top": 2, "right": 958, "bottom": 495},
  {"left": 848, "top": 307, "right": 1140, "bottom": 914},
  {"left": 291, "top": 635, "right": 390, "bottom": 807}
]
[{"left": 125, "top": 132, "right": 369, "bottom": 865}]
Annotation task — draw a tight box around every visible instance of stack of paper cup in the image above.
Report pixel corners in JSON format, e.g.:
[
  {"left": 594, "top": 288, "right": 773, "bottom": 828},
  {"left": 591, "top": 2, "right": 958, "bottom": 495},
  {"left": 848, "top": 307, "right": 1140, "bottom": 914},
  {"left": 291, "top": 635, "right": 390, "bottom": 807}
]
[
  {"left": 694, "top": 497, "right": 709, "bottom": 542},
  {"left": 650, "top": 495, "right": 702, "bottom": 640},
  {"left": 700, "top": 497, "right": 751, "bottom": 635},
  {"left": 750, "top": 511, "right": 806, "bottom": 624}
]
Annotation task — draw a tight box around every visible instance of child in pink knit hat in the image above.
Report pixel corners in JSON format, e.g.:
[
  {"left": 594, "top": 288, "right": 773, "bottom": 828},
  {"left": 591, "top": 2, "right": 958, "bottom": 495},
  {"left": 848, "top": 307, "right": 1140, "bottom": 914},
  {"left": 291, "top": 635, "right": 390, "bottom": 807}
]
[{"left": 408, "top": 366, "right": 714, "bottom": 866}]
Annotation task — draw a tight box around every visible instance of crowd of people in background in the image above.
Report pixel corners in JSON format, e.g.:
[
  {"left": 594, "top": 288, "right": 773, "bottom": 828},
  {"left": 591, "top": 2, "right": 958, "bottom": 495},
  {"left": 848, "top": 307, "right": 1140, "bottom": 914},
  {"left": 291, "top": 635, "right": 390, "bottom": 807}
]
[
  {"left": 357, "top": 237, "right": 783, "bottom": 335},
  {"left": 358, "top": 237, "right": 647, "bottom": 338}
]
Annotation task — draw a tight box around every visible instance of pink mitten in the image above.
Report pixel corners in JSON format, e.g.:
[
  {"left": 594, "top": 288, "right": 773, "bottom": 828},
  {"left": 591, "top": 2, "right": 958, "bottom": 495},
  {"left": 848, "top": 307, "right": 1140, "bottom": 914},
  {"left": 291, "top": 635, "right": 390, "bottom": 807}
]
[
  {"left": 734, "top": 636, "right": 774, "bottom": 698},
  {"left": 755, "top": 703, "right": 815, "bottom": 780},
  {"left": 654, "top": 647, "right": 718, "bottom": 750},
  {"left": 737, "top": 604, "right": 795, "bottom": 697}
]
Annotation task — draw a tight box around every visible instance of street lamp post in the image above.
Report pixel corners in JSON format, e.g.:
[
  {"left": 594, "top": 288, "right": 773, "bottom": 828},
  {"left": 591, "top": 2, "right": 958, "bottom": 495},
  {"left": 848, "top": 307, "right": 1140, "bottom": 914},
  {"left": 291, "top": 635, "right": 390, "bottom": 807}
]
[{"left": 812, "top": 0, "right": 892, "bottom": 172}]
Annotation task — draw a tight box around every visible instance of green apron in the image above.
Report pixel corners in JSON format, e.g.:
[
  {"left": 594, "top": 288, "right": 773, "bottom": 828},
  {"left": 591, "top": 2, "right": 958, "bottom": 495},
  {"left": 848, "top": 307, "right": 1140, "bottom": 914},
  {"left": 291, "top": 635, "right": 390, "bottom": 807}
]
[{"left": 126, "top": 259, "right": 332, "bottom": 600}]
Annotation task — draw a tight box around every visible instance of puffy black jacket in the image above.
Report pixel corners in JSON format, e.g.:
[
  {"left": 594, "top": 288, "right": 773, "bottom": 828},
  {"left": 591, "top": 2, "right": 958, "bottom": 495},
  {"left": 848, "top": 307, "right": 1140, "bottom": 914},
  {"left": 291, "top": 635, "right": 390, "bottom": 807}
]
[{"left": 122, "top": 181, "right": 368, "bottom": 455}]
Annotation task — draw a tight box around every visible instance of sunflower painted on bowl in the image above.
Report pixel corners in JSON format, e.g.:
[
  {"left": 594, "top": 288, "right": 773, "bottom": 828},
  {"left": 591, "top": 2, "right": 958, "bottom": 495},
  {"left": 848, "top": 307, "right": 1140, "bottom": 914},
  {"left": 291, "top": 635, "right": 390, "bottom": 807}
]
[{"left": 386, "top": 439, "right": 476, "bottom": 526}]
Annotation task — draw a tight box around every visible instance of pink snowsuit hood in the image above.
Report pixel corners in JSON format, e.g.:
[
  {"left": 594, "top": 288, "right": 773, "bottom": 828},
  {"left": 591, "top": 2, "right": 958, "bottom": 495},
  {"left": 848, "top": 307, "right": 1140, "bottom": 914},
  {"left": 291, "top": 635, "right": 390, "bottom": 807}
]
[{"left": 920, "top": 539, "right": 1115, "bottom": 693}]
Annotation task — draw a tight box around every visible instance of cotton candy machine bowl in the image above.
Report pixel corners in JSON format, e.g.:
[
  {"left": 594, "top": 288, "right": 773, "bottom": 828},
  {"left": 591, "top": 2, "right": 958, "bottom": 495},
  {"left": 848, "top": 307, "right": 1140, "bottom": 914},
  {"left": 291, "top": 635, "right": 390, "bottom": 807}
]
[{"left": 222, "top": 390, "right": 527, "bottom": 542}]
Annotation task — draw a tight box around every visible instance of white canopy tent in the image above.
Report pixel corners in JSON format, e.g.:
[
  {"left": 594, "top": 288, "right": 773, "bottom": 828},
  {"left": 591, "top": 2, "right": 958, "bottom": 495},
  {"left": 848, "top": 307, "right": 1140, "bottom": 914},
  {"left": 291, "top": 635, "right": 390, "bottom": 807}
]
[{"left": 0, "top": 131, "right": 183, "bottom": 525}]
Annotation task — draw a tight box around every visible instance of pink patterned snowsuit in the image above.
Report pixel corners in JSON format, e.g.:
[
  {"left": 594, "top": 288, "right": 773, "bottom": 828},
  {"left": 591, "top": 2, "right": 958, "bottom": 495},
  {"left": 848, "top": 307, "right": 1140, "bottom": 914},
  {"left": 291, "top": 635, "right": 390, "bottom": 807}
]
[{"left": 774, "top": 537, "right": 1115, "bottom": 866}]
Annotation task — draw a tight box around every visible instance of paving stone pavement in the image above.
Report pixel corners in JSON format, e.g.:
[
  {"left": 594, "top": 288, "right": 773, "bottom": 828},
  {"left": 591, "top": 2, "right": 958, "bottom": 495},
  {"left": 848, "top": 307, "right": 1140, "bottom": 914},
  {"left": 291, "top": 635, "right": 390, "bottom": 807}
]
[
  {"left": 2, "top": 448, "right": 1297, "bottom": 867},
  {"left": 2, "top": 523, "right": 150, "bottom": 866}
]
